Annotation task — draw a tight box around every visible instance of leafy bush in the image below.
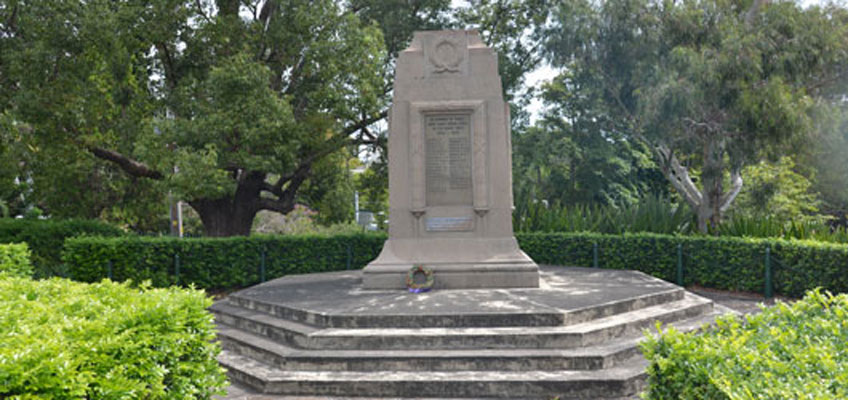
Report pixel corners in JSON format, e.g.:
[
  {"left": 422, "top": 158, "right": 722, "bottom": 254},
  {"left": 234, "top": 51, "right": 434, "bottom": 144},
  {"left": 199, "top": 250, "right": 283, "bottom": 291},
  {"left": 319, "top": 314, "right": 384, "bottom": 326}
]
[
  {"left": 641, "top": 289, "right": 848, "bottom": 399},
  {"left": 62, "top": 232, "right": 848, "bottom": 297},
  {"left": 0, "top": 218, "right": 126, "bottom": 277},
  {"left": 716, "top": 214, "right": 848, "bottom": 243},
  {"left": 513, "top": 194, "right": 692, "bottom": 234},
  {"left": 517, "top": 232, "right": 848, "bottom": 297},
  {"left": 0, "top": 275, "right": 226, "bottom": 399},
  {"left": 63, "top": 233, "right": 387, "bottom": 290},
  {"left": 0, "top": 243, "right": 32, "bottom": 277}
]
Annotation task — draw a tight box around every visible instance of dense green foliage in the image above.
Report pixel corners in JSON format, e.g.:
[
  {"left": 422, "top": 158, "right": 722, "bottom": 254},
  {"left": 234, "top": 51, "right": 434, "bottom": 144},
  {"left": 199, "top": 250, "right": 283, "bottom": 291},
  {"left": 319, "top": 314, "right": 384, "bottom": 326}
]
[
  {"left": 514, "top": 194, "right": 691, "bottom": 234},
  {"left": 0, "top": 218, "right": 125, "bottom": 277},
  {"left": 734, "top": 156, "right": 822, "bottom": 223},
  {"left": 1, "top": 0, "right": 388, "bottom": 237},
  {"left": 514, "top": 194, "right": 848, "bottom": 243},
  {"left": 540, "top": 0, "right": 848, "bottom": 231},
  {"left": 62, "top": 232, "right": 847, "bottom": 297},
  {"left": 641, "top": 289, "right": 848, "bottom": 399},
  {"left": 0, "top": 243, "right": 31, "bottom": 277},
  {"left": 519, "top": 232, "right": 848, "bottom": 297},
  {"left": 63, "top": 233, "right": 386, "bottom": 290},
  {"left": 0, "top": 0, "right": 556, "bottom": 236},
  {"left": 715, "top": 214, "right": 848, "bottom": 243},
  {"left": 0, "top": 276, "right": 226, "bottom": 399}
]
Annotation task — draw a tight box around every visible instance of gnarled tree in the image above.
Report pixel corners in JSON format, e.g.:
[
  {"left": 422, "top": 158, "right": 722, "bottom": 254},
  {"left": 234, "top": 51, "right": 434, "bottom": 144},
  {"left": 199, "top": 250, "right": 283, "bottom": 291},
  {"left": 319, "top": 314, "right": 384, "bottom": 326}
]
[
  {"left": 1, "top": 0, "right": 387, "bottom": 236},
  {"left": 543, "top": 0, "right": 848, "bottom": 232}
]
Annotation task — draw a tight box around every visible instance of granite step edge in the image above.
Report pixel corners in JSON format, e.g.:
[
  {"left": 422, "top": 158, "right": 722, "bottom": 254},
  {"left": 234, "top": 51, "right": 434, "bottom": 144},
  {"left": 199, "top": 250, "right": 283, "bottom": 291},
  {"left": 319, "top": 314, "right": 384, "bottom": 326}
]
[
  {"left": 216, "top": 325, "right": 638, "bottom": 371},
  {"left": 213, "top": 293, "right": 714, "bottom": 350},
  {"left": 218, "top": 351, "right": 649, "bottom": 398},
  {"left": 224, "top": 286, "right": 684, "bottom": 329}
]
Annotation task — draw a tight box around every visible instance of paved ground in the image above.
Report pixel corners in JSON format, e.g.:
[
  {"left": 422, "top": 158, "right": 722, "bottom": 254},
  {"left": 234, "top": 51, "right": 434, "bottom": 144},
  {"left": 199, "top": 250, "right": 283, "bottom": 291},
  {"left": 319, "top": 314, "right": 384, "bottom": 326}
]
[
  {"left": 216, "top": 270, "right": 775, "bottom": 400},
  {"left": 226, "top": 266, "right": 681, "bottom": 321},
  {"left": 688, "top": 286, "right": 778, "bottom": 315}
]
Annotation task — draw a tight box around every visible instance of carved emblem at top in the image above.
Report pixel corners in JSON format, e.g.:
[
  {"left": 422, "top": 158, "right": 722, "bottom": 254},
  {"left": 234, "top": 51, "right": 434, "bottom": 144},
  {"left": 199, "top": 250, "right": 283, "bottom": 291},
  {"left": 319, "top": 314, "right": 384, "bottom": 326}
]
[{"left": 428, "top": 37, "right": 464, "bottom": 73}]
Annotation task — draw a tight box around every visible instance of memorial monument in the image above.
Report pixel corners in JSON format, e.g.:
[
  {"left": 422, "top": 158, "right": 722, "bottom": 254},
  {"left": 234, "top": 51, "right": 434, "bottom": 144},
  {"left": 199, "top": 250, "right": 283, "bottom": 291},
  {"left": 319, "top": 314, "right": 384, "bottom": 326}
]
[
  {"left": 212, "top": 30, "right": 730, "bottom": 399},
  {"left": 363, "top": 29, "right": 539, "bottom": 289}
]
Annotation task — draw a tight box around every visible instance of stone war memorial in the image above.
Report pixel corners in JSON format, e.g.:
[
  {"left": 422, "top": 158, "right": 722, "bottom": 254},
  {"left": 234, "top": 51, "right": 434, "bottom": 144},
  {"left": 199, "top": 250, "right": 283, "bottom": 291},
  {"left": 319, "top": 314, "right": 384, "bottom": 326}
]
[
  {"left": 362, "top": 29, "right": 539, "bottom": 290},
  {"left": 212, "top": 30, "right": 732, "bottom": 399}
]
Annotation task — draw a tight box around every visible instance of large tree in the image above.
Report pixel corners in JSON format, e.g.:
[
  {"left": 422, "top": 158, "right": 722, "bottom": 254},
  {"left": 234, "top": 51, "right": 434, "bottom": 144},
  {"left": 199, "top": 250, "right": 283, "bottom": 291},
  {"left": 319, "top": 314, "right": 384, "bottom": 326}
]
[
  {"left": 543, "top": 0, "right": 848, "bottom": 232},
  {"left": 1, "top": 0, "right": 388, "bottom": 236}
]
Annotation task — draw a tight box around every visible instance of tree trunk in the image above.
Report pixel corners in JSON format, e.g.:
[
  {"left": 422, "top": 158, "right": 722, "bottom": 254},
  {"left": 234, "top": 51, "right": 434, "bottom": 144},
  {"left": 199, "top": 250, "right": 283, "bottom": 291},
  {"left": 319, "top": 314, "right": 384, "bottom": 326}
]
[
  {"left": 190, "top": 198, "right": 259, "bottom": 237},
  {"left": 656, "top": 141, "right": 743, "bottom": 234},
  {"left": 189, "top": 171, "right": 270, "bottom": 237}
]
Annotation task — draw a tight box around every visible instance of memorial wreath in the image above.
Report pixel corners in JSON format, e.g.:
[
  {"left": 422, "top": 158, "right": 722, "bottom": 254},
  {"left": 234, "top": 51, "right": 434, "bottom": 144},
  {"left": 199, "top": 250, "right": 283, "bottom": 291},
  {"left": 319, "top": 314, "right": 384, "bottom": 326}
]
[{"left": 406, "top": 265, "right": 434, "bottom": 293}]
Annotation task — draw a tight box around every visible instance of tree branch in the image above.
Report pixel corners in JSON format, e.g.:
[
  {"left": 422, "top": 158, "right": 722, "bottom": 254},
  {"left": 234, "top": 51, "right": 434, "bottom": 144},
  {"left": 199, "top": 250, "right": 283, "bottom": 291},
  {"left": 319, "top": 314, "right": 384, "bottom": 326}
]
[
  {"left": 745, "top": 0, "right": 769, "bottom": 26},
  {"left": 258, "top": 197, "right": 293, "bottom": 213},
  {"left": 656, "top": 145, "right": 703, "bottom": 208},
  {"left": 3, "top": 4, "right": 18, "bottom": 36},
  {"left": 719, "top": 168, "right": 744, "bottom": 212},
  {"left": 344, "top": 109, "right": 388, "bottom": 136},
  {"left": 194, "top": 0, "right": 213, "bottom": 24},
  {"left": 88, "top": 146, "right": 164, "bottom": 179},
  {"left": 155, "top": 42, "right": 178, "bottom": 90}
]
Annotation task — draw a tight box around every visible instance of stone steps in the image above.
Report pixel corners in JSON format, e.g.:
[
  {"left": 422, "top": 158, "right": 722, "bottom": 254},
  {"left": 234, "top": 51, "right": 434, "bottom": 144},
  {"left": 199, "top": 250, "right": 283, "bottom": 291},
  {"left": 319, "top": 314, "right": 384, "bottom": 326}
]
[
  {"left": 211, "top": 292, "right": 712, "bottom": 350},
  {"left": 217, "top": 309, "right": 721, "bottom": 373},
  {"left": 212, "top": 266, "right": 735, "bottom": 398},
  {"left": 226, "top": 287, "right": 685, "bottom": 328},
  {"left": 219, "top": 351, "right": 649, "bottom": 399}
]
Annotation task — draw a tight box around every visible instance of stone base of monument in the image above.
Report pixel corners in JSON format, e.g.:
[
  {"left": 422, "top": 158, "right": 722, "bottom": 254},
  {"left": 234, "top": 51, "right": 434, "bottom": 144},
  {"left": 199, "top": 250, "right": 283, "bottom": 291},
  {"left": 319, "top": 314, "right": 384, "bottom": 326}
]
[
  {"left": 211, "top": 266, "right": 734, "bottom": 399},
  {"left": 363, "top": 237, "right": 539, "bottom": 289}
]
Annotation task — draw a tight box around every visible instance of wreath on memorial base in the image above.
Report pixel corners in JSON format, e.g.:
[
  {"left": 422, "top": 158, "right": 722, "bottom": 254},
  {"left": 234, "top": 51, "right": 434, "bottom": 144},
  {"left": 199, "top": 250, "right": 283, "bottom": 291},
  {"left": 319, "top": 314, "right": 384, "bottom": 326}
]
[{"left": 406, "top": 265, "right": 434, "bottom": 293}]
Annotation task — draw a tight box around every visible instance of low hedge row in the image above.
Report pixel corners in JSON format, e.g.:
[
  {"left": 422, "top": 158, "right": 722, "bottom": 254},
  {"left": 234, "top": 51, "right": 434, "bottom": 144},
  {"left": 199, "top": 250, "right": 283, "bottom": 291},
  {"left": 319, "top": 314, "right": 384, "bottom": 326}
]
[
  {"left": 0, "top": 243, "right": 32, "bottom": 277},
  {"left": 61, "top": 232, "right": 848, "bottom": 296},
  {"left": 0, "top": 218, "right": 125, "bottom": 277},
  {"left": 63, "top": 233, "right": 387, "bottom": 290},
  {"left": 517, "top": 232, "right": 848, "bottom": 297},
  {"left": 0, "top": 276, "right": 226, "bottom": 399},
  {"left": 641, "top": 289, "right": 848, "bottom": 399}
]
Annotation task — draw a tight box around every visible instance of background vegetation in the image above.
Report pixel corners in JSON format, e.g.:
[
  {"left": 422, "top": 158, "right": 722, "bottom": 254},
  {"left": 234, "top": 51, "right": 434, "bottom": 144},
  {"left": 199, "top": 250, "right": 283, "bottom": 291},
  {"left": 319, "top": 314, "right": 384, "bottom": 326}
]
[
  {"left": 0, "top": 251, "right": 226, "bottom": 399},
  {"left": 61, "top": 232, "right": 848, "bottom": 298},
  {"left": 0, "top": 0, "right": 843, "bottom": 238},
  {"left": 641, "top": 289, "right": 848, "bottom": 399},
  {"left": 0, "top": 243, "right": 31, "bottom": 277}
]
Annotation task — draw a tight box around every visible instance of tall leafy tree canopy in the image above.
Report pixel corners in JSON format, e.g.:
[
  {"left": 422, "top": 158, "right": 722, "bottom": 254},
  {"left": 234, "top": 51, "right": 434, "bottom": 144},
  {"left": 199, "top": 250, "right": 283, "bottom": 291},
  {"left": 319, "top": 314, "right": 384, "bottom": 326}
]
[
  {"left": 1, "top": 0, "right": 387, "bottom": 235},
  {"left": 542, "top": 0, "right": 848, "bottom": 231}
]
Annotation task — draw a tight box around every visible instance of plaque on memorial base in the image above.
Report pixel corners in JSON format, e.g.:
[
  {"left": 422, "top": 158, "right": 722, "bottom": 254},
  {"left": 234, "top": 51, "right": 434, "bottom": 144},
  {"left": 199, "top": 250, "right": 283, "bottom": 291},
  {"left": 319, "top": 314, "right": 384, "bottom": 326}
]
[{"left": 363, "top": 30, "right": 539, "bottom": 289}]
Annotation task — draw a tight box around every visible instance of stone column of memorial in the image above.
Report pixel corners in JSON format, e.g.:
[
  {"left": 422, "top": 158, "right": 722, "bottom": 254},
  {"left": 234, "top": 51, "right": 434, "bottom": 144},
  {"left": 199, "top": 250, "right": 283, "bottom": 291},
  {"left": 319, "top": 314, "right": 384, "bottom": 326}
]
[{"left": 363, "top": 30, "right": 539, "bottom": 289}]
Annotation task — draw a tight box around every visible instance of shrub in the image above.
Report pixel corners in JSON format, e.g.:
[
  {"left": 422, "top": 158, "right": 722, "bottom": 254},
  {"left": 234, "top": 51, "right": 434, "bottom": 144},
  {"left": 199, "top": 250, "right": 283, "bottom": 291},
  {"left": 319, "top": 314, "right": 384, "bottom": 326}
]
[
  {"left": 513, "top": 194, "right": 692, "bottom": 235},
  {"left": 0, "top": 275, "right": 226, "bottom": 399},
  {"left": 516, "top": 232, "right": 848, "bottom": 297},
  {"left": 0, "top": 218, "right": 126, "bottom": 277},
  {"left": 61, "top": 231, "right": 848, "bottom": 297},
  {"left": 641, "top": 289, "right": 848, "bottom": 399},
  {"left": 63, "top": 233, "right": 387, "bottom": 290},
  {"left": 0, "top": 243, "right": 32, "bottom": 278}
]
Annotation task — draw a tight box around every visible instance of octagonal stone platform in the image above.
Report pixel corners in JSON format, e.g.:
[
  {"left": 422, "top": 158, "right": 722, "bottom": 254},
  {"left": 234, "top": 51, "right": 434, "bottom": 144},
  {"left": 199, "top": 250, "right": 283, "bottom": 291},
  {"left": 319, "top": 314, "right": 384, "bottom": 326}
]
[{"left": 211, "top": 266, "right": 734, "bottom": 399}]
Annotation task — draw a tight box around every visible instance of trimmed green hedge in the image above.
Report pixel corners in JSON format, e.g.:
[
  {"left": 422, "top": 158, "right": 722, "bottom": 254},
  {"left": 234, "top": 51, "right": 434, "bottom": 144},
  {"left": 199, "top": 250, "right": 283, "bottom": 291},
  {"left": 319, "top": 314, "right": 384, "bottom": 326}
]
[
  {"left": 61, "top": 232, "right": 848, "bottom": 296},
  {"left": 517, "top": 232, "right": 848, "bottom": 298},
  {"left": 0, "top": 219, "right": 125, "bottom": 277},
  {"left": 0, "top": 243, "right": 32, "bottom": 278},
  {"left": 641, "top": 289, "right": 848, "bottom": 399},
  {"left": 0, "top": 276, "right": 226, "bottom": 399},
  {"left": 63, "top": 233, "right": 387, "bottom": 290}
]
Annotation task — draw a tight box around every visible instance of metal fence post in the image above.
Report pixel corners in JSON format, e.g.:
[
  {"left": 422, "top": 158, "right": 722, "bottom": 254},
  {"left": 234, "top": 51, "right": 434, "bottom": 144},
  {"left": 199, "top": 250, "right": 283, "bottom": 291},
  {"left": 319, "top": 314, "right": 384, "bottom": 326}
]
[
  {"left": 174, "top": 253, "right": 180, "bottom": 285},
  {"left": 592, "top": 242, "right": 599, "bottom": 268},
  {"left": 260, "top": 246, "right": 267, "bottom": 283},
  {"left": 108, "top": 260, "right": 113, "bottom": 281},
  {"left": 676, "top": 243, "right": 683, "bottom": 286},
  {"left": 346, "top": 244, "right": 352, "bottom": 270},
  {"left": 764, "top": 246, "right": 773, "bottom": 299}
]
